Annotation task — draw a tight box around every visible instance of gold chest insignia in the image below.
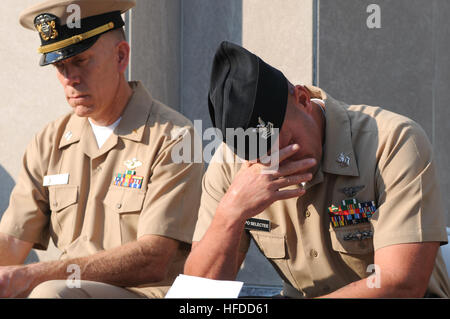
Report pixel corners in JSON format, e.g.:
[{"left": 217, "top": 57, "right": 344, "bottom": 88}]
[
  {"left": 34, "top": 14, "right": 59, "bottom": 41},
  {"left": 124, "top": 158, "right": 143, "bottom": 170}
]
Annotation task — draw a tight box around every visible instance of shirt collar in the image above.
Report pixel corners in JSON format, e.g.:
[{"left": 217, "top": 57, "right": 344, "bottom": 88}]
[
  {"left": 305, "top": 85, "right": 360, "bottom": 177},
  {"left": 58, "top": 115, "right": 85, "bottom": 149},
  {"left": 115, "top": 81, "right": 153, "bottom": 142},
  {"left": 58, "top": 81, "right": 153, "bottom": 149}
]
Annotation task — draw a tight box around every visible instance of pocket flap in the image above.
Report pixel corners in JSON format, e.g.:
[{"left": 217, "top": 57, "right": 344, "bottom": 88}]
[
  {"left": 253, "top": 233, "right": 286, "bottom": 259},
  {"left": 329, "top": 224, "right": 374, "bottom": 254},
  {"left": 49, "top": 185, "right": 78, "bottom": 212},
  {"left": 104, "top": 186, "right": 145, "bottom": 214}
]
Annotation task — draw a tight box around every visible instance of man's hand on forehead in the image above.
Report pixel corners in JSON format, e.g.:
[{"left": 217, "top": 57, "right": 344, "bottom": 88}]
[{"left": 218, "top": 144, "right": 316, "bottom": 223}]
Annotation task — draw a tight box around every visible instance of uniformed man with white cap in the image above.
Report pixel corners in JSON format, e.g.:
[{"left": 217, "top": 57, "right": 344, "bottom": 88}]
[
  {"left": 0, "top": 0, "right": 203, "bottom": 298},
  {"left": 185, "top": 41, "right": 450, "bottom": 298}
]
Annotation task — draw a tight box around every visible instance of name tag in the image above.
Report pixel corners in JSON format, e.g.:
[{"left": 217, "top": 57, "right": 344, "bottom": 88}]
[
  {"left": 43, "top": 173, "right": 69, "bottom": 187},
  {"left": 244, "top": 218, "right": 271, "bottom": 232}
]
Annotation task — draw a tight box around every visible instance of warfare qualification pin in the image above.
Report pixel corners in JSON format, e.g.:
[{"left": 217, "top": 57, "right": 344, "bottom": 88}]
[
  {"left": 34, "top": 14, "right": 59, "bottom": 41},
  {"left": 124, "top": 158, "right": 143, "bottom": 170},
  {"left": 339, "top": 185, "right": 365, "bottom": 198}
]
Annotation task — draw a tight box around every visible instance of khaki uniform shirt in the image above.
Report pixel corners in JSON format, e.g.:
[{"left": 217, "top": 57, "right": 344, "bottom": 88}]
[
  {"left": 0, "top": 81, "right": 203, "bottom": 298},
  {"left": 193, "top": 86, "right": 450, "bottom": 298}
]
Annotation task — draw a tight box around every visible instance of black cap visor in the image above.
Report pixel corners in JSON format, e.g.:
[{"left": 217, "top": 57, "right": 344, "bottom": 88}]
[{"left": 39, "top": 35, "right": 99, "bottom": 66}]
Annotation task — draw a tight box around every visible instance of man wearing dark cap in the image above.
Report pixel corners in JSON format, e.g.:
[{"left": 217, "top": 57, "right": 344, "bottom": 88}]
[
  {"left": 0, "top": 0, "right": 203, "bottom": 298},
  {"left": 185, "top": 41, "right": 449, "bottom": 298}
]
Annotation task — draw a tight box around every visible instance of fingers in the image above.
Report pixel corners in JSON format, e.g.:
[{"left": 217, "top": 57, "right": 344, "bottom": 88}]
[
  {"left": 275, "top": 187, "right": 306, "bottom": 201},
  {"left": 247, "top": 144, "right": 316, "bottom": 182},
  {"left": 276, "top": 144, "right": 301, "bottom": 163},
  {"left": 271, "top": 158, "right": 316, "bottom": 179},
  {"left": 271, "top": 173, "right": 313, "bottom": 190},
  {"left": 258, "top": 144, "right": 300, "bottom": 167}
]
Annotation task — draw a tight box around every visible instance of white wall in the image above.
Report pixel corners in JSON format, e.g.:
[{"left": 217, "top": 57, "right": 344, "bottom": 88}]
[{"left": 242, "top": 0, "right": 313, "bottom": 86}]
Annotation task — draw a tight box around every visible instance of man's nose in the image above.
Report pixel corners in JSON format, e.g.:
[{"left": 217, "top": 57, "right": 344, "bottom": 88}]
[{"left": 61, "top": 65, "right": 81, "bottom": 86}]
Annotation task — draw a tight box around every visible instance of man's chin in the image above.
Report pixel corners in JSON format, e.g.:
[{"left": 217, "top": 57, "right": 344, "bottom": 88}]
[{"left": 72, "top": 105, "right": 93, "bottom": 118}]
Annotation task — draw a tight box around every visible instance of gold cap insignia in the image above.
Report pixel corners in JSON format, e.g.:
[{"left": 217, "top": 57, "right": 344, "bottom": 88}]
[{"left": 34, "top": 14, "right": 59, "bottom": 41}]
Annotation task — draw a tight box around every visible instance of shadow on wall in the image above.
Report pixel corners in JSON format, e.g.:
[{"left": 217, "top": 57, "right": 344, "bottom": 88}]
[
  {"left": 181, "top": 0, "right": 243, "bottom": 124},
  {"left": 0, "top": 165, "right": 39, "bottom": 264},
  {"left": 0, "top": 165, "right": 15, "bottom": 219},
  {"left": 0, "top": 165, "right": 14, "bottom": 219},
  {"left": 179, "top": 0, "right": 284, "bottom": 290}
]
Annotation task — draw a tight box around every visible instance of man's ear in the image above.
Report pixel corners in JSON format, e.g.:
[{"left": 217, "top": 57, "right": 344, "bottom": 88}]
[
  {"left": 116, "top": 41, "right": 130, "bottom": 73},
  {"left": 294, "top": 85, "right": 312, "bottom": 112}
]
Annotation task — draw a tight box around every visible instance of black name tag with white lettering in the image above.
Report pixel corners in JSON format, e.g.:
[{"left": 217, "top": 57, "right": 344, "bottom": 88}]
[{"left": 244, "top": 218, "right": 271, "bottom": 232}]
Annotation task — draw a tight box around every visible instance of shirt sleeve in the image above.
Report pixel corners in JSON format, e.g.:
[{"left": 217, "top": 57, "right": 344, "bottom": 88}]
[
  {"left": 0, "top": 134, "right": 50, "bottom": 250},
  {"left": 137, "top": 126, "right": 204, "bottom": 244},
  {"left": 372, "top": 120, "right": 448, "bottom": 251},
  {"left": 192, "top": 144, "right": 251, "bottom": 253}
]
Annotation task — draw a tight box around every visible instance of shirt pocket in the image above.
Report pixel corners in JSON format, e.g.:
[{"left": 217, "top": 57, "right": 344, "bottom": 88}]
[
  {"left": 48, "top": 185, "right": 79, "bottom": 247},
  {"left": 329, "top": 223, "right": 375, "bottom": 278},
  {"left": 329, "top": 223, "right": 374, "bottom": 254},
  {"left": 104, "top": 186, "right": 146, "bottom": 245},
  {"left": 49, "top": 185, "right": 78, "bottom": 212},
  {"left": 251, "top": 232, "right": 287, "bottom": 259}
]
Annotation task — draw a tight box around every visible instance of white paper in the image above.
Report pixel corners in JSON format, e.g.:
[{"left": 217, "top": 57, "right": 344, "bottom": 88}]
[
  {"left": 165, "top": 274, "right": 243, "bottom": 299},
  {"left": 43, "top": 173, "right": 69, "bottom": 186}
]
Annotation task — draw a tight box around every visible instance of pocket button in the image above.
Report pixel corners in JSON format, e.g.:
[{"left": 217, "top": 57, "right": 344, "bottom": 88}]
[{"left": 305, "top": 209, "right": 311, "bottom": 218}]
